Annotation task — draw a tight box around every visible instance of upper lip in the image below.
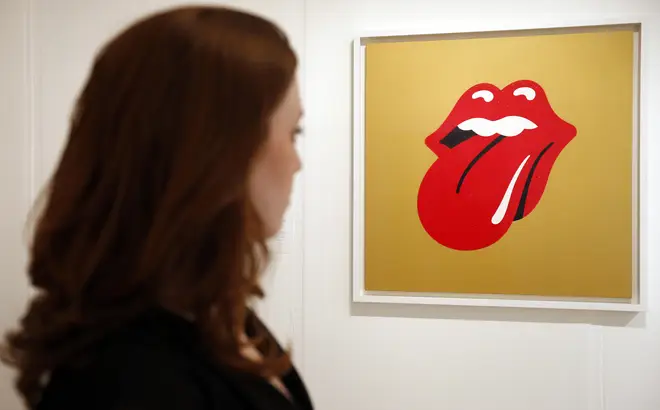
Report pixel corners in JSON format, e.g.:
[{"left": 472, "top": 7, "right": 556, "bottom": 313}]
[{"left": 425, "top": 81, "right": 559, "bottom": 154}]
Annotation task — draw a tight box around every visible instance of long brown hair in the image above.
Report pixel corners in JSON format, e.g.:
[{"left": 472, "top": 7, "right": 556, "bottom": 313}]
[{"left": 1, "top": 5, "right": 297, "bottom": 408}]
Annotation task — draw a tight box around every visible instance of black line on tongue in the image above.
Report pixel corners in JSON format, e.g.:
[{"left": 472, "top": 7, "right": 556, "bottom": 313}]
[
  {"left": 440, "top": 127, "right": 477, "bottom": 148},
  {"left": 456, "top": 135, "right": 505, "bottom": 194},
  {"left": 513, "top": 142, "right": 554, "bottom": 221}
]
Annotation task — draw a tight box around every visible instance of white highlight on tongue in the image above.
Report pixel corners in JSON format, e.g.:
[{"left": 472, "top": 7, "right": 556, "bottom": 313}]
[{"left": 491, "top": 155, "right": 531, "bottom": 225}]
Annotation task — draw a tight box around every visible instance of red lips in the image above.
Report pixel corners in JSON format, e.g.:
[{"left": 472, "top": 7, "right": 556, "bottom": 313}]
[{"left": 417, "top": 80, "right": 577, "bottom": 251}]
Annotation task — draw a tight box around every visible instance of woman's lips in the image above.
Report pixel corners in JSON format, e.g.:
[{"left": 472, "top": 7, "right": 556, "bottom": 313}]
[{"left": 417, "top": 80, "right": 577, "bottom": 251}]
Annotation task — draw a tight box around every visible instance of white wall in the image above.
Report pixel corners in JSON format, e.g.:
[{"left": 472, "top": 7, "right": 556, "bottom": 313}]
[
  {"left": 0, "top": 1, "right": 33, "bottom": 409},
  {"left": 302, "top": 1, "right": 660, "bottom": 410},
  {"left": 1, "top": 1, "right": 659, "bottom": 410}
]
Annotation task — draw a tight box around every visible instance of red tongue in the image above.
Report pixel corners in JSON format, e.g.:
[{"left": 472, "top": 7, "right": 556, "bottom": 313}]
[{"left": 417, "top": 136, "right": 533, "bottom": 251}]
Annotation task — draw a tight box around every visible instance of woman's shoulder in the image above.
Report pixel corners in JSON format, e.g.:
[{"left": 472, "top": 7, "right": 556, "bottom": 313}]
[{"left": 36, "top": 309, "right": 234, "bottom": 410}]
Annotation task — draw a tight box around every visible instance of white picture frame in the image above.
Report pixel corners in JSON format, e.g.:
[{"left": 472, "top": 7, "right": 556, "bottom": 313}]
[{"left": 351, "top": 18, "right": 647, "bottom": 312}]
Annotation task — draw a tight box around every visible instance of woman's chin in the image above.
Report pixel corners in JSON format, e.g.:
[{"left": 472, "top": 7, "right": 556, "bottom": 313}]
[{"left": 262, "top": 220, "right": 283, "bottom": 240}]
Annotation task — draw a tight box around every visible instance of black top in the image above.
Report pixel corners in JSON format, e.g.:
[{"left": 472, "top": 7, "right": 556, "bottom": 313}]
[{"left": 36, "top": 309, "right": 314, "bottom": 410}]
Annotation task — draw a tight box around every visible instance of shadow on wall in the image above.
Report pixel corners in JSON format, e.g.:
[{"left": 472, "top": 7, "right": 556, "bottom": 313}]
[{"left": 350, "top": 302, "right": 643, "bottom": 328}]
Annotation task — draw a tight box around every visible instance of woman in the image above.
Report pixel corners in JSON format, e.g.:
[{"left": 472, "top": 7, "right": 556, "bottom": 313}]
[{"left": 1, "top": 5, "right": 310, "bottom": 410}]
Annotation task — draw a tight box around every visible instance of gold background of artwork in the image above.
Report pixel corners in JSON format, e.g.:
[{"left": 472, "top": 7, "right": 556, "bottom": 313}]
[{"left": 363, "top": 29, "right": 635, "bottom": 298}]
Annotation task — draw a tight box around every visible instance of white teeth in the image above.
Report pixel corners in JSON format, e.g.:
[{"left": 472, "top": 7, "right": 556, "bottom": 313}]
[{"left": 457, "top": 116, "right": 537, "bottom": 137}]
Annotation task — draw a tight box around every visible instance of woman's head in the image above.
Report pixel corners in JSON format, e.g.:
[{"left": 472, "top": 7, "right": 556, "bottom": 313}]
[{"left": 2, "top": 5, "right": 300, "bottom": 408}]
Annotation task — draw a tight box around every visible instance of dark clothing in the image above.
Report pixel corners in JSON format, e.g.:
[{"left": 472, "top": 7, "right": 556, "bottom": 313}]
[{"left": 36, "top": 309, "right": 314, "bottom": 410}]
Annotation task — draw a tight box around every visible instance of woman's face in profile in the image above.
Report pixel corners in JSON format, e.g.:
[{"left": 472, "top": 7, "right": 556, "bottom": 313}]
[{"left": 249, "top": 77, "right": 303, "bottom": 238}]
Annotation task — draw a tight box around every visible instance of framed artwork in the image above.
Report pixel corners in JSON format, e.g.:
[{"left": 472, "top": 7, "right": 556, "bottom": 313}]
[{"left": 351, "top": 21, "right": 645, "bottom": 311}]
